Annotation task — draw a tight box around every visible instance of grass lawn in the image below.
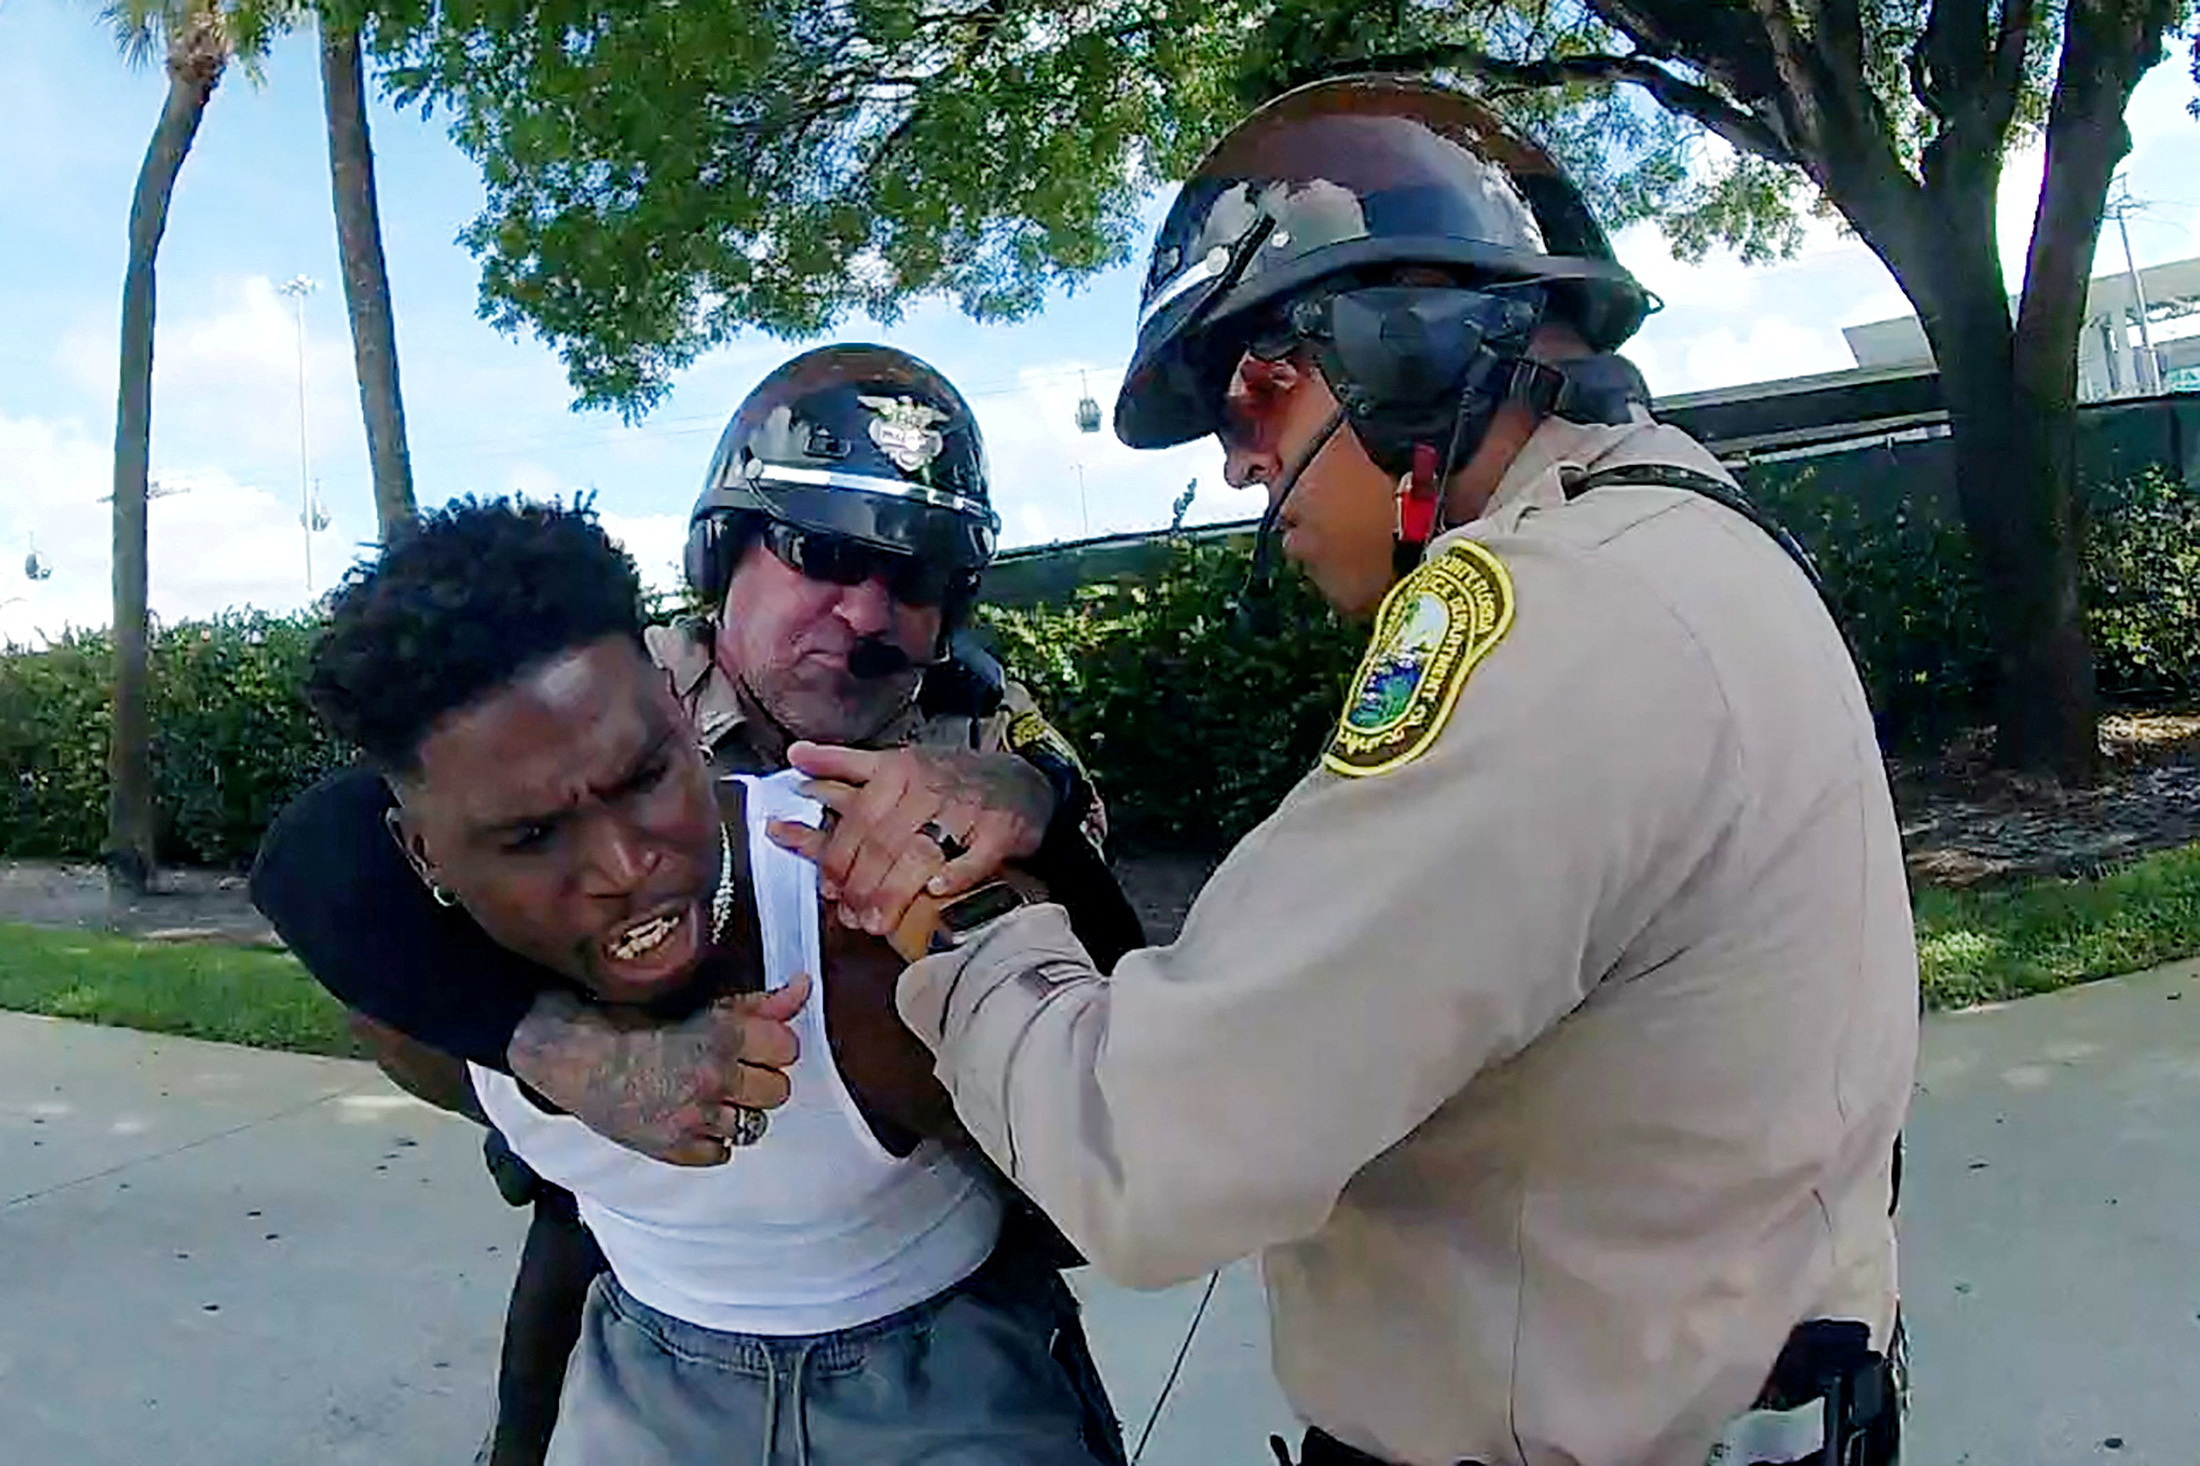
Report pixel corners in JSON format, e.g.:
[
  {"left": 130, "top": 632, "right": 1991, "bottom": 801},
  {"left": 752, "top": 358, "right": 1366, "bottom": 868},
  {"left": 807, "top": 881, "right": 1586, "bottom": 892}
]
[
  {"left": 0, "top": 922, "right": 360, "bottom": 1056},
  {"left": 1916, "top": 842, "right": 2200, "bottom": 1009},
  {"left": 3, "top": 843, "right": 2200, "bottom": 1056}
]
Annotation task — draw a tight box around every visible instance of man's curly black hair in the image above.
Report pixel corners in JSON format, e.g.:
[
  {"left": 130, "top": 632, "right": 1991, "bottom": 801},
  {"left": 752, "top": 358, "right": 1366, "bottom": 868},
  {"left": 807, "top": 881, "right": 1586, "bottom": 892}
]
[{"left": 306, "top": 497, "right": 646, "bottom": 774}]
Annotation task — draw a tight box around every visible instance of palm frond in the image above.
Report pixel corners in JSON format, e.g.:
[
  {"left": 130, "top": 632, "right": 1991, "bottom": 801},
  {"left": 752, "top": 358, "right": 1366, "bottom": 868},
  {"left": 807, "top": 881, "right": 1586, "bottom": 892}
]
[
  {"left": 93, "top": 0, "right": 296, "bottom": 75},
  {"left": 99, "top": 0, "right": 163, "bottom": 68}
]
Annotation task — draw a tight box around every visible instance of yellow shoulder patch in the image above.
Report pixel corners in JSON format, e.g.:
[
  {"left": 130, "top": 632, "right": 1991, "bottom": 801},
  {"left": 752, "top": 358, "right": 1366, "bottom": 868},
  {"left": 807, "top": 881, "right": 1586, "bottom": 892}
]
[
  {"left": 1323, "top": 539, "right": 1516, "bottom": 778},
  {"left": 1007, "top": 709, "right": 1088, "bottom": 777}
]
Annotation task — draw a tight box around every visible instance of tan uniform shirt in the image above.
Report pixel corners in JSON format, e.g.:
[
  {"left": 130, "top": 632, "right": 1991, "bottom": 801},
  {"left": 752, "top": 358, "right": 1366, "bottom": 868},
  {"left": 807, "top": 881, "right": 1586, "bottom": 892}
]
[{"left": 898, "top": 415, "right": 1919, "bottom": 1466}]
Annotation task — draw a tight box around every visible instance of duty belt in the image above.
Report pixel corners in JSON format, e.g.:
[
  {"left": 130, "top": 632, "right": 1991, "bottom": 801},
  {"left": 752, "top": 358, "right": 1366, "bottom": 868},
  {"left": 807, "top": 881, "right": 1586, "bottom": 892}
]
[
  {"left": 1712, "top": 1315, "right": 1907, "bottom": 1466},
  {"left": 1274, "top": 1314, "right": 1905, "bottom": 1466}
]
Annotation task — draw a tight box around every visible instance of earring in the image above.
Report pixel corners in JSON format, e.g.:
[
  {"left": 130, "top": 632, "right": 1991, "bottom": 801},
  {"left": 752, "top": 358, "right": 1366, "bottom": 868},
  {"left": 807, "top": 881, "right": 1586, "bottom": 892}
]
[{"left": 386, "top": 806, "right": 456, "bottom": 906}]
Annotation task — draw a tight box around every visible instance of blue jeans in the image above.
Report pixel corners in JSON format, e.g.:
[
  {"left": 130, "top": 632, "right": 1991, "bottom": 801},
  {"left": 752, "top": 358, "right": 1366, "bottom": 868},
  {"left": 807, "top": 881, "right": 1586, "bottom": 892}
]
[{"left": 546, "top": 1234, "right": 1125, "bottom": 1466}]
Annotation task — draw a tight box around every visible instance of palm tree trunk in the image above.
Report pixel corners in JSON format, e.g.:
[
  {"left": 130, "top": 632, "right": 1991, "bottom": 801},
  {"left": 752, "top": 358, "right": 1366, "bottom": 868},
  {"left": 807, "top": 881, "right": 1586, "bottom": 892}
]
[
  {"left": 321, "top": 20, "right": 415, "bottom": 542},
  {"left": 109, "top": 36, "right": 223, "bottom": 894}
]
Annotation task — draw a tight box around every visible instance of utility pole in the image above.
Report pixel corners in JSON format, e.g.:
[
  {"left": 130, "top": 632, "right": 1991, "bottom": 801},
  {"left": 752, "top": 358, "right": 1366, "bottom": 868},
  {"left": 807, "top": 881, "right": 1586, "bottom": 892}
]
[
  {"left": 2106, "top": 182, "right": 2160, "bottom": 396},
  {"left": 277, "top": 276, "right": 319, "bottom": 590}
]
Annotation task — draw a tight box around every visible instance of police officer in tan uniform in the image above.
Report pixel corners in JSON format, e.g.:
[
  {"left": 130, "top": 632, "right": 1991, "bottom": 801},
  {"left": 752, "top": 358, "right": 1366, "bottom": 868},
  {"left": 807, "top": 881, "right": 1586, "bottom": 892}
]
[{"left": 778, "top": 77, "right": 1919, "bottom": 1466}]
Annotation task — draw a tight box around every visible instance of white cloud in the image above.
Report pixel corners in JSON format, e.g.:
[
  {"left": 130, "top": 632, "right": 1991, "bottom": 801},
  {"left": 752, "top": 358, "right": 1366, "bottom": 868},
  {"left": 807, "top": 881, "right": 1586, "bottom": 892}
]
[
  {"left": 966, "top": 361, "right": 1242, "bottom": 548},
  {"left": 0, "top": 405, "right": 698, "bottom": 648},
  {"left": 37, "top": 273, "right": 392, "bottom": 616},
  {"left": 59, "top": 274, "right": 369, "bottom": 484},
  {"left": 0, "top": 409, "right": 338, "bottom": 647},
  {"left": 598, "top": 511, "right": 688, "bottom": 594}
]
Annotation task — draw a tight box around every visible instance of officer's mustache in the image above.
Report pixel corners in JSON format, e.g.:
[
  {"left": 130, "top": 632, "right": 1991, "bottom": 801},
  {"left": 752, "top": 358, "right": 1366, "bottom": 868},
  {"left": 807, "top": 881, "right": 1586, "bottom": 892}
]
[{"left": 846, "top": 637, "right": 941, "bottom": 680}]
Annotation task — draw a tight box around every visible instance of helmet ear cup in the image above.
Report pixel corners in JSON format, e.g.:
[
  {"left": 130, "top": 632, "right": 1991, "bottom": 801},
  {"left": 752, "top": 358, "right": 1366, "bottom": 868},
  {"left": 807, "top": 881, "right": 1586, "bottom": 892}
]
[
  {"left": 1312, "top": 287, "right": 1541, "bottom": 477},
  {"left": 683, "top": 511, "right": 727, "bottom": 603},
  {"left": 683, "top": 511, "right": 759, "bottom": 606},
  {"left": 1556, "top": 277, "right": 1656, "bottom": 353},
  {"left": 940, "top": 571, "right": 981, "bottom": 635}
]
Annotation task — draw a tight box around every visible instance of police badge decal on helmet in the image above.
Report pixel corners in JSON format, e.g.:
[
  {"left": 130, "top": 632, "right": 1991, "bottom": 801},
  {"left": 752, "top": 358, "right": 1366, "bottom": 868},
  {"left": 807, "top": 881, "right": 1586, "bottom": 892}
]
[
  {"left": 682, "top": 345, "right": 1002, "bottom": 676},
  {"left": 857, "top": 395, "right": 951, "bottom": 474}
]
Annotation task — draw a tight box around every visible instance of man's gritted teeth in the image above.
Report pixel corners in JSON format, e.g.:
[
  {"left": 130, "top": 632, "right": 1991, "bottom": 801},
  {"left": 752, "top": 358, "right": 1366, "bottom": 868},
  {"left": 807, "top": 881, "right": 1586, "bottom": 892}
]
[{"left": 591, "top": 892, "right": 709, "bottom": 997}]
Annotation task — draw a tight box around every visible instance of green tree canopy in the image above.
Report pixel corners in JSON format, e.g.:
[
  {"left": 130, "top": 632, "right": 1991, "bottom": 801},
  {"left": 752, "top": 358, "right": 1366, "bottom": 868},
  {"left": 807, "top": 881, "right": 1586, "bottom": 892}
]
[
  {"left": 375, "top": 1, "right": 1770, "bottom": 412},
  {"left": 372, "top": 2, "right": 2191, "bottom": 416}
]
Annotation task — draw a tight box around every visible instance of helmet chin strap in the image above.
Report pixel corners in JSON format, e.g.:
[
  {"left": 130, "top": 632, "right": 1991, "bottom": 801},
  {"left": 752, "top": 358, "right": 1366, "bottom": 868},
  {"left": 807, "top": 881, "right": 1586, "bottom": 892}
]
[
  {"left": 1234, "top": 349, "right": 1638, "bottom": 630},
  {"left": 1232, "top": 402, "right": 1350, "bottom": 634}
]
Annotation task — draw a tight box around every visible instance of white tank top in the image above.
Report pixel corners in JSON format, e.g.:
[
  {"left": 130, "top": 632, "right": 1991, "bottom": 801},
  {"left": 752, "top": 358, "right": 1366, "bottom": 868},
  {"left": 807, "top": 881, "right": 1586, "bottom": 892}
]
[{"left": 472, "top": 770, "right": 1002, "bottom": 1337}]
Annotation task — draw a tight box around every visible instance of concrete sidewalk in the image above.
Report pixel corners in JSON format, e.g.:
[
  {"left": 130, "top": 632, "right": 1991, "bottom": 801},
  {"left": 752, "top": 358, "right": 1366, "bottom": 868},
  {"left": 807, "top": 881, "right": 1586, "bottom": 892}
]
[
  {"left": 8, "top": 964, "right": 2200, "bottom": 1464},
  {"left": 0, "top": 1014, "right": 521, "bottom": 1465}
]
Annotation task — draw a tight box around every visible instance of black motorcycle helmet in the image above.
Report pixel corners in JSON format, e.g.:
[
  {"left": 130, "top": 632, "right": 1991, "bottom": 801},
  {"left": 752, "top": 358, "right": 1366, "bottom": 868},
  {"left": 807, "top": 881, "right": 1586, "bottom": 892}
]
[
  {"left": 1115, "top": 73, "right": 1653, "bottom": 455},
  {"left": 684, "top": 344, "right": 1001, "bottom": 608}
]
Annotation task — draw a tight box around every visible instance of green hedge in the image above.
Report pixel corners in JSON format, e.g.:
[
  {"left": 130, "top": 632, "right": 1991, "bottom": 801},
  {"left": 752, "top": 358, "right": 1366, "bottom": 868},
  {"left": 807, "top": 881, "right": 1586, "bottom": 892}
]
[
  {"left": 1747, "top": 462, "right": 2200, "bottom": 739},
  {"left": 982, "top": 465, "right": 2200, "bottom": 852},
  {"left": 980, "top": 542, "right": 1366, "bottom": 852},
  {"left": 3, "top": 468, "right": 2195, "bottom": 865},
  {"left": 0, "top": 612, "right": 343, "bottom": 867}
]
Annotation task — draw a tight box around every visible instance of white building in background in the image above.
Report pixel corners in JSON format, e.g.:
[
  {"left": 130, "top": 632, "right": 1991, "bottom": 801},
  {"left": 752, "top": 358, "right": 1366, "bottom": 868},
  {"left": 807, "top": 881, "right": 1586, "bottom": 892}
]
[{"left": 1843, "top": 255, "right": 2200, "bottom": 399}]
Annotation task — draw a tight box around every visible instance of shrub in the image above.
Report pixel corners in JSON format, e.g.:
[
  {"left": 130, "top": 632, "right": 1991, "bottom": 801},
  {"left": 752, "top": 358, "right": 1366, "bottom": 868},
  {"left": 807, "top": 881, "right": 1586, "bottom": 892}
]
[
  {"left": 0, "top": 612, "right": 345, "bottom": 867},
  {"left": 1748, "top": 460, "right": 1995, "bottom": 743},
  {"left": 982, "top": 466, "right": 2200, "bottom": 852},
  {"left": 3, "top": 465, "right": 2196, "bottom": 864},
  {"left": 2083, "top": 467, "right": 2200, "bottom": 703},
  {"left": 980, "top": 538, "right": 1364, "bottom": 852}
]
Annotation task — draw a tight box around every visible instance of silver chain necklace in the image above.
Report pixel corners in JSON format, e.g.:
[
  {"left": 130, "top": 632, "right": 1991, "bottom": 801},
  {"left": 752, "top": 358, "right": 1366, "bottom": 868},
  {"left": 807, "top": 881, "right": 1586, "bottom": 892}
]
[
  {"left": 708, "top": 815, "right": 771, "bottom": 1151},
  {"left": 709, "top": 821, "right": 735, "bottom": 945}
]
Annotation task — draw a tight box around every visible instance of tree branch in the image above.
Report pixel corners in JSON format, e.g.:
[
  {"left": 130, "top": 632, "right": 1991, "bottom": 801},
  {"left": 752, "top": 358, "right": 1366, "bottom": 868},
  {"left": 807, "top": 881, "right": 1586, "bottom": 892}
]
[
  {"left": 1969, "top": 0, "right": 2042, "bottom": 144},
  {"left": 1739, "top": 0, "right": 1917, "bottom": 203},
  {"left": 2013, "top": 0, "right": 2179, "bottom": 376},
  {"left": 1745, "top": 0, "right": 1827, "bottom": 146},
  {"left": 854, "top": 1, "right": 1022, "bottom": 194},
  {"left": 1689, "top": 0, "right": 1930, "bottom": 272},
  {"left": 1905, "top": 36, "right": 1940, "bottom": 122},
  {"left": 1798, "top": 0, "right": 1868, "bottom": 93},
  {"left": 1914, "top": 0, "right": 1993, "bottom": 122},
  {"left": 1340, "top": 44, "right": 1799, "bottom": 164},
  {"left": 1593, "top": 0, "right": 1777, "bottom": 79},
  {"left": 1583, "top": 0, "right": 1802, "bottom": 164},
  {"left": 1989, "top": 0, "right": 2042, "bottom": 100}
]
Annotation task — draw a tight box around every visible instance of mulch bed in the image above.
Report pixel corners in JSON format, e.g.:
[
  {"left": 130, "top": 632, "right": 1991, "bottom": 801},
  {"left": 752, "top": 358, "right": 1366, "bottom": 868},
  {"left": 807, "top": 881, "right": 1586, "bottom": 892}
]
[{"left": 1893, "top": 711, "right": 2200, "bottom": 889}]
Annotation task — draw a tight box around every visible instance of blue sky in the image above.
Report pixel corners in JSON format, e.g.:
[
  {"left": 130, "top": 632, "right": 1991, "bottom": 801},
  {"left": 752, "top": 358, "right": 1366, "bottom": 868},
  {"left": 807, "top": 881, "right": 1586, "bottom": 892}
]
[{"left": 2, "top": 0, "right": 2194, "bottom": 645}]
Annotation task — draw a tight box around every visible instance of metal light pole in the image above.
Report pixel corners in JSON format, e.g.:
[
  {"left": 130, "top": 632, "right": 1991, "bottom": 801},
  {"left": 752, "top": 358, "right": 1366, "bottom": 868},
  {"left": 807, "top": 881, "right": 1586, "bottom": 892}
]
[
  {"left": 277, "top": 276, "right": 319, "bottom": 591},
  {"left": 2106, "top": 182, "right": 2159, "bottom": 396}
]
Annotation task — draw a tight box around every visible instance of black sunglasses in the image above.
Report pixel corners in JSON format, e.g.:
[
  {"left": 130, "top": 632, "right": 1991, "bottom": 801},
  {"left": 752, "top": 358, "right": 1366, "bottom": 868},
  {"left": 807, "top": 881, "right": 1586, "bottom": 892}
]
[{"left": 759, "top": 522, "right": 963, "bottom": 608}]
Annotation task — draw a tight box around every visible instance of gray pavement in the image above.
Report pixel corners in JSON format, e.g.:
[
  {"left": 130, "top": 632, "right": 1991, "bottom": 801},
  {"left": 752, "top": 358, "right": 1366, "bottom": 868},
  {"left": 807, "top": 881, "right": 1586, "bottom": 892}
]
[
  {"left": 1897, "top": 959, "right": 2200, "bottom": 1465},
  {"left": 8, "top": 965, "right": 2200, "bottom": 1465},
  {"left": 0, "top": 1014, "right": 520, "bottom": 1465}
]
